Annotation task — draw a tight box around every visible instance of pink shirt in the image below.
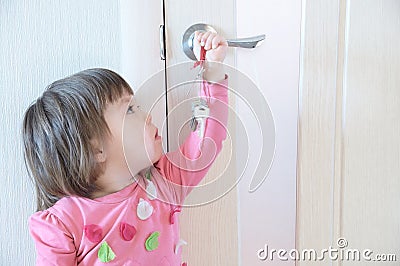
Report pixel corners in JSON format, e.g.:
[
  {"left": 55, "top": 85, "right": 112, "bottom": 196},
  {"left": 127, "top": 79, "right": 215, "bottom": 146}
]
[{"left": 29, "top": 77, "right": 228, "bottom": 265}]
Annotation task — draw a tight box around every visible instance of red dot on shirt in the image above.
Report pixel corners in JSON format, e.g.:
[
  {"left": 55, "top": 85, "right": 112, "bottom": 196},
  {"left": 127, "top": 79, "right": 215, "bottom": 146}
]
[
  {"left": 120, "top": 222, "right": 137, "bottom": 241},
  {"left": 84, "top": 224, "right": 103, "bottom": 243}
]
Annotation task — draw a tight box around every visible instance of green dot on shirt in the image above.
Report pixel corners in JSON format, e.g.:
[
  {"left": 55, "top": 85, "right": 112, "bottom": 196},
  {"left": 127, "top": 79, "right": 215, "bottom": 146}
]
[
  {"left": 98, "top": 241, "right": 116, "bottom": 262},
  {"left": 145, "top": 231, "right": 160, "bottom": 251}
]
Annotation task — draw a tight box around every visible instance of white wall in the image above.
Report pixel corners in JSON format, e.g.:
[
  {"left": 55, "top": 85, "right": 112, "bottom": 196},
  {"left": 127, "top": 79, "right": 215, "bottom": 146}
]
[{"left": 0, "top": 1, "right": 121, "bottom": 264}]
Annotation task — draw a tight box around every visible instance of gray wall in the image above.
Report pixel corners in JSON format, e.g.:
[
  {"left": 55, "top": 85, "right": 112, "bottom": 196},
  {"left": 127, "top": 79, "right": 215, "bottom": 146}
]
[{"left": 0, "top": 1, "right": 121, "bottom": 264}]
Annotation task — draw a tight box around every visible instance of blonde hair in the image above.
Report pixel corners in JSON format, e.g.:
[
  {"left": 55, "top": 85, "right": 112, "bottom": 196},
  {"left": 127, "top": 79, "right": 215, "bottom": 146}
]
[{"left": 22, "top": 68, "right": 133, "bottom": 211}]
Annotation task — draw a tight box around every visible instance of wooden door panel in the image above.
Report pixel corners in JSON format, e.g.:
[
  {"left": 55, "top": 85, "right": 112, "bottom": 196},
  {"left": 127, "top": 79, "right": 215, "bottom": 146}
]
[
  {"left": 341, "top": 1, "right": 400, "bottom": 264},
  {"left": 296, "top": 1, "right": 340, "bottom": 265},
  {"left": 297, "top": 1, "right": 400, "bottom": 265}
]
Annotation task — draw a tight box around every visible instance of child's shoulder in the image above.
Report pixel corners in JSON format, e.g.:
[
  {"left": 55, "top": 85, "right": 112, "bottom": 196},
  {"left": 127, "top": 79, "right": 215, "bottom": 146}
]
[
  {"left": 30, "top": 196, "right": 84, "bottom": 227},
  {"left": 28, "top": 196, "right": 92, "bottom": 254}
]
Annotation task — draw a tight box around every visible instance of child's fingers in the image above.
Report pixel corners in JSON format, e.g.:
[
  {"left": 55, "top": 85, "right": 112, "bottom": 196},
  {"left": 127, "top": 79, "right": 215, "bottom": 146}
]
[
  {"left": 211, "top": 35, "right": 227, "bottom": 49},
  {"left": 204, "top": 33, "right": 217, "bottom": 50},
  {"left": 211, "top": 35, "right": 220, "bottom": 49},
  {"left": 195, "top": 31, "right": 204, "bottom": 42},
  {"left": 195, "top": 31, "right": 206, "bottom": 50},
  {"left": 195, "top": 31, "right": 227, "bottom": 62},
  {"left": 200, "top": 31, "right": 212, "bottom": 46}
]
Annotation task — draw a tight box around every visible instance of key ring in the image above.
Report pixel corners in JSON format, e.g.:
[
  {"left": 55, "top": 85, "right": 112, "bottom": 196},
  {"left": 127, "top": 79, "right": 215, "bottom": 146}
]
[{"left": 185, "top": 45, "right": 207, "bottom": 98}]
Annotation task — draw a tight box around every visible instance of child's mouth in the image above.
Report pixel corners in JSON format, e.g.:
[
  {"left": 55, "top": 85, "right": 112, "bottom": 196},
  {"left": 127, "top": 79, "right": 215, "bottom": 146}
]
[{"left": 155, "top": 129, "right": 161, "bottom": 140}]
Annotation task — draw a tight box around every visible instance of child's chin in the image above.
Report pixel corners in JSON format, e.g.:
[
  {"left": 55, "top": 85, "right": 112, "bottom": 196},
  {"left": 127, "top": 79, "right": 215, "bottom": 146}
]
[{"left": 152, "top": 153, "right": 163, "bottom": 164}]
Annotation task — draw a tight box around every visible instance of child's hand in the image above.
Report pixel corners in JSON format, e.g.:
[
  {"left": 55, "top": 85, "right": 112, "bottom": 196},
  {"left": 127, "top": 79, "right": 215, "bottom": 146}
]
[{"left": 194, "top": 31, "right": 228, "bottom": 63}]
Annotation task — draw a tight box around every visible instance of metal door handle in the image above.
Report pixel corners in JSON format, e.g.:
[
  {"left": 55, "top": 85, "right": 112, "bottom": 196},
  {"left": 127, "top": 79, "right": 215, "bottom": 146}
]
[{"left": 182, "top": 23, "right": 266, "bottom": 60}]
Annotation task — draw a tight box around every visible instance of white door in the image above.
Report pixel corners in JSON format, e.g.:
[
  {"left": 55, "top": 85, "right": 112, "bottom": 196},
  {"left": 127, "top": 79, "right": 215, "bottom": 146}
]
[{"left": 236, "top": 0, "right": 300, "bottom": 265}]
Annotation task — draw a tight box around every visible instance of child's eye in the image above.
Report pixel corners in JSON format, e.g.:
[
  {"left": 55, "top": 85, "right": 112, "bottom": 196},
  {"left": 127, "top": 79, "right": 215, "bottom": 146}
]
[
  {"left": 127, "top": 105, "right": 135, "bottom": 114},
  {"left": 127, "top": 105, "right": 141, "bottom": 114}
]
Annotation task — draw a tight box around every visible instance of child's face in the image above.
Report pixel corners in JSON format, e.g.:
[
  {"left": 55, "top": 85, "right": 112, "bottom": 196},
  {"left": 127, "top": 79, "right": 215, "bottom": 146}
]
[{"left": 102, "top": 92, "right": 163, "bottom": 177}]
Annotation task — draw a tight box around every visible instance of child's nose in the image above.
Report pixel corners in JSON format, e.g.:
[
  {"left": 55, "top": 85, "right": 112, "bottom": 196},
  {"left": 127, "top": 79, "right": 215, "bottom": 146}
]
[{"left": 146, "top": 113, "right": 152, "bottom": 125}]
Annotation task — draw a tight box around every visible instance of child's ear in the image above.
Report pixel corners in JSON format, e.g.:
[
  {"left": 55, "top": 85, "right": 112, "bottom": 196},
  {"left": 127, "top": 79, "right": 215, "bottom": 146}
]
[
  {"left": 95, "top": 148, "right": 107, "bottom": 163},
  {"left": 91, "top": 139, "right": 107, "bottom": 163}
]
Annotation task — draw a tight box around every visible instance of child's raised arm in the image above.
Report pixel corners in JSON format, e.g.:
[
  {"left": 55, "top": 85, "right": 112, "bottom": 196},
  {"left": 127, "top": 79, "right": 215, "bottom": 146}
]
[{"left": 153, "top": 32, "right": 229, "bottom": 205}]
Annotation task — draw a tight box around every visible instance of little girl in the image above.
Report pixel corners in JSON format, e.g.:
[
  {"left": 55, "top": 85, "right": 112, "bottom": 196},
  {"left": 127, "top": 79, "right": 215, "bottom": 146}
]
[{"left": 23, "top": 31, "right": 228, "bottom": 265}]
